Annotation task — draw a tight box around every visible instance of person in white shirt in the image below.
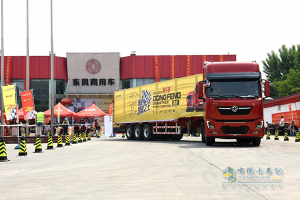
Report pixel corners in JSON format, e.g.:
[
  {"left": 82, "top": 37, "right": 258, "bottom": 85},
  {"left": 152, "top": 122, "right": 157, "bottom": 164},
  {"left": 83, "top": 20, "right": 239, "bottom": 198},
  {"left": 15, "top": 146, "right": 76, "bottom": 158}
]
[{"left": 280, "top": 116, "right": 285, "bottom": 135}]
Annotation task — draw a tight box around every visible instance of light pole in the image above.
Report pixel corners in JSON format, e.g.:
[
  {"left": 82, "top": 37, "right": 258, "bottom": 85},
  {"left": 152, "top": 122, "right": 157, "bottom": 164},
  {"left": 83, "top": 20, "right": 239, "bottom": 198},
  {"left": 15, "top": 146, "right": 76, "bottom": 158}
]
[
  {"left": 26, "top": 0, "right": 30, "bottom": 136},
  {"left": 50, "top": 0, "right": 54, "bottom": 136},
  {"left": 1, "top": 0, "right": 4, "bottom": 137}
]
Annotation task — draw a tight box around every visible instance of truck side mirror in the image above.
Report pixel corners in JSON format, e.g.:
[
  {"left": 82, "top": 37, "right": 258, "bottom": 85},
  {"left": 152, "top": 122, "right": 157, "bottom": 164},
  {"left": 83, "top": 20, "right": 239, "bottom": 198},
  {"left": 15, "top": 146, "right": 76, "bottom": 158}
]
[
  {"left": 264, "top": 81, "right": 270, "bottom": 97},
  {"left": 197, "top": 82, "right": 203, "bottom": 98}
]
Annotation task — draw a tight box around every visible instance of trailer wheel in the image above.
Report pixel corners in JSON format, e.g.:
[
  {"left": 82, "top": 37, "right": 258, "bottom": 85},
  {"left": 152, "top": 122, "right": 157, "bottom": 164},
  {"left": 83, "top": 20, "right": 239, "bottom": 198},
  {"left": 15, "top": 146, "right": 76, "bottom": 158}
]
[
  {"left": 143, "top": 124, "right": 153, "bottom": 141},
  {"left": 205, "top": 137, "right": 215, "bottom": 146},
  {"left": 252, "top": 138, "right": 261, "bottom": 146},
  {"left": 134, "top": 124, "right": 143, "bottom": 140},
  {"left": 126, "top": 124, "right": 135, "bottom": 140}
]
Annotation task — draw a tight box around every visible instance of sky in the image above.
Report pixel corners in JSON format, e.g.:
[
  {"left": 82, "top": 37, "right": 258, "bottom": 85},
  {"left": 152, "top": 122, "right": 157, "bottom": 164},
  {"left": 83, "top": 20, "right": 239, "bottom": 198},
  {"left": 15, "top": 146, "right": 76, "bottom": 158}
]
[{"left": 0, "top": 0, "right": 300, "bottom": 78}]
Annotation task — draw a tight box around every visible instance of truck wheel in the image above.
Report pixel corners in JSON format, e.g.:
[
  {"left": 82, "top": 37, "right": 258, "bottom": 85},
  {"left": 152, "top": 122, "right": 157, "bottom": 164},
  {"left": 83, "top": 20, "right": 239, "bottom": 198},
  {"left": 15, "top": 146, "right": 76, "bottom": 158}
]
[
  {"left": 143, "top": 124, "right": 153, "bottom": 141},
  {"left": 201, "top": 130, "right": 206, "bottom": 143},
  {"left": 134, "top": 124, "right": 143, "bottom": 140},
  {"left": 252, "top": 138, "right": 261, "bottom": 146},
  {"left": 126, "top": 124, "right": 135, "bottom": 140},
  {"left": 205, "top": 137, "right": 215, "bottom": 146}
]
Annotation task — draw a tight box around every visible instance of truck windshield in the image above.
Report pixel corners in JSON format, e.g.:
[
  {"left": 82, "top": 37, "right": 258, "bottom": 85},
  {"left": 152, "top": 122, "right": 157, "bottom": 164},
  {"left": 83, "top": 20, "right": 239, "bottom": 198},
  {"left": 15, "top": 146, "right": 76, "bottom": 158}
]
[
  {"left": 187, "top": 95, "right": 193, "bottom": 100},
  {"left": 207, "top": 79, "right": 261, "bottom": 98}
]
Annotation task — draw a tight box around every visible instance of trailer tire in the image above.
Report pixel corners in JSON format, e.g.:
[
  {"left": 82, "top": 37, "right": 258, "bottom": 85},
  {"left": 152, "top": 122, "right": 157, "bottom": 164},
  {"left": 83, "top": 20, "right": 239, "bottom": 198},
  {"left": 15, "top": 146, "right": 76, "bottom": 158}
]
[
  {"left": 143, "top": 124, "right": 153, "bottom": 141},
  {"left": 252, "top": 138, "right": 261, "bottom": 146},
  {"left": 205, "top": 137, "right": 215, "bottom": 146},
  {"left": 126, "top": 124, "right": 135, "bottom": 140},
  {"left": 134, "top": 124, "right": 143, "bottom": 140}
]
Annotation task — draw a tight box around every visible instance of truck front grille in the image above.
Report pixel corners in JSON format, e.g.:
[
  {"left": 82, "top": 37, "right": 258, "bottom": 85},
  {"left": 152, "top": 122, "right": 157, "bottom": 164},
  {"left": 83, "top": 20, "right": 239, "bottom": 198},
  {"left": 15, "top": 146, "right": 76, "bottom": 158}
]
[
  {"left": 221, "top": 126, "right": 249, "bottom": 134},
  {"left": 218, "top": 106, "right": 252, "bottom": 115}
]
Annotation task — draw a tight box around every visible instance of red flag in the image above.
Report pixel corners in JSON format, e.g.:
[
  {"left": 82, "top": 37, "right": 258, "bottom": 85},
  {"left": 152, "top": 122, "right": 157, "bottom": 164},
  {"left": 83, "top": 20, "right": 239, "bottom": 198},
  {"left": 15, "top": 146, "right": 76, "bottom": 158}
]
[{"left": 109, "top": 104, "right": 113, "bottom": 117}]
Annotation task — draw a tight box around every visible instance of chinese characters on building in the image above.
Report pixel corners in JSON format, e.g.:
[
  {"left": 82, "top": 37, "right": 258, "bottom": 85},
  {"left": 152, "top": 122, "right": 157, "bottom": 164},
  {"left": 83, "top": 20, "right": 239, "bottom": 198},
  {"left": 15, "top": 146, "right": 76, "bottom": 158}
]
[{"left": 73, "top": 78, "right": 115, "bottom": 86}]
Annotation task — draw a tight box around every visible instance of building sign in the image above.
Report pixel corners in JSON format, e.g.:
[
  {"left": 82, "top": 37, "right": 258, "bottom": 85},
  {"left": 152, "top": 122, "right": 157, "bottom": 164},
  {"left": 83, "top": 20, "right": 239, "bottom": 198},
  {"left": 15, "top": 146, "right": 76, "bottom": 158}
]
[
  {"left": 66, "top": 53, "right": 120, "bottom": 94},
  {"left": 72, "top": 78, "right": 115, "bottom": 86},
  {"left": 170, "top": 55, "right": 176, "bottom": 79},
  {"left": 154, "top": 56, "right": 160, "bottom": 82},
  {"left": 186, "top": 55, "right": 191, "bottom": 76},
  {"left": 86, "top": 59, "right": 101, "bottom": 74},
  {"left": 5, "top": 56, "right": 12, "bottom": 85}
]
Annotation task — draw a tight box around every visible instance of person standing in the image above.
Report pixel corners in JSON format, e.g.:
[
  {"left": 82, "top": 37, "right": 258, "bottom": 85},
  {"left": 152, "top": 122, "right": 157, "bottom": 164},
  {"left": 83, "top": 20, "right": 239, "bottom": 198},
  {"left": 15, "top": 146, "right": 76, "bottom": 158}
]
[
  {"left": 280, "top": 116, "right": 285, "bottom": 136},
  {"left": 36, "top": 111, "right": 45, "bottom": 135},
  {"left": 62, "top": 118, "right": 69, "bottom": 135},
  {"left": 74, "top": 124, "right": 80, "bottom": 137},
  {"left": 94, "top": 119, "right": 100, "bottom": 135}
]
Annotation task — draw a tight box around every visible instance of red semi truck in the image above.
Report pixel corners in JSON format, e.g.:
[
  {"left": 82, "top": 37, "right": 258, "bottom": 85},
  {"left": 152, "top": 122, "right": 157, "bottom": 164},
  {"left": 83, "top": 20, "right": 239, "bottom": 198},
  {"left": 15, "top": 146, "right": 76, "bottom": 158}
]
[
  {"left": 197, "top": 61, "right": 270, "bottom": 146},
  {"left": 186, "top": 91, "right": 203, "bottom": 112}
]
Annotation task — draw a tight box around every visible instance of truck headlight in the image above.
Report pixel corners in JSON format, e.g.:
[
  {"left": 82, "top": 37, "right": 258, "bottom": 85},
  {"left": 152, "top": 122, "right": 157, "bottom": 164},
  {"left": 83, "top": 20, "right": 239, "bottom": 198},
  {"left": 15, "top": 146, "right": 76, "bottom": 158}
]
[
  {"left": 255, "top": 121, "right": 263, "bottom": 129},
  {"left": 207, "top": 121, "right": 215, "bottom": 129}
]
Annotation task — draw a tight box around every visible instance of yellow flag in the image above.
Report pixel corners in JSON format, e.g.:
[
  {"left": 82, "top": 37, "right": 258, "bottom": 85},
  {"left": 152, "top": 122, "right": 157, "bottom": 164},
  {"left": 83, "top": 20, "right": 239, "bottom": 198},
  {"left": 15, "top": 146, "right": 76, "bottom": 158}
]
[{"left": 2, "top": 85, "right": 16, "bottom": 120}]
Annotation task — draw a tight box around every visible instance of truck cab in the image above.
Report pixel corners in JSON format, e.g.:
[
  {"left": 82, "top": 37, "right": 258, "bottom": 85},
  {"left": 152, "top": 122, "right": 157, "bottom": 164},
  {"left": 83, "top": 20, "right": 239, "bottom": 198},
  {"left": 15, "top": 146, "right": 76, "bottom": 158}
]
[{"left": 197, "top": 61, "right": 270, "bottom": 146}]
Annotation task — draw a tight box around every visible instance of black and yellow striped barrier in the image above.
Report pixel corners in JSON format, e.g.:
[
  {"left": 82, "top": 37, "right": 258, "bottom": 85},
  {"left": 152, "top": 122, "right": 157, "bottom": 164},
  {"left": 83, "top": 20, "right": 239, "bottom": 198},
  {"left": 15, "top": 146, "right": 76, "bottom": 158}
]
[
  {"left": 18, "top": 136, "right": 27, "bottom": 156},
  {"left": 87, "top": 132, "right": 91, "bottom": 141},
  {"left": 122, "top": 133, "right": 125, "bottom": 138},
  {"left": 284, "top": 131, "right": 289, "bottom": 141},
  {"left": 65, "top": 134, "right": 71, "bottom": 146},
  {"left": 78, "top": 133, "right": 82, "bottom": 143},
  {"left": 72, "top": 132, "right": 77, "bottom": 144},
  {"left": 47, "top": 134, "right": 54, "bottom": 150},
  {"left": 266, "top": 130, "right": 270, "bottom": 140},
  {"left": 34, "top": 135, "right": 43, "bottom": 153},
  {"left": 296, "top": 132, "right": 300, "bottom": 142},
  {"left": 0, "top": 138, "right": 9, "bottom": 162},
  {"left": 83, "top": 132, "right": 87, "bottom": 142},
  {"left": 96, "top": 130, "right": 100, "bottom": 138},
  {"left": 274, "top": 130, "right": 279, "bottom": 140},
  {"left": 57, "top": 133, "right": 63, "bottom": 147}
]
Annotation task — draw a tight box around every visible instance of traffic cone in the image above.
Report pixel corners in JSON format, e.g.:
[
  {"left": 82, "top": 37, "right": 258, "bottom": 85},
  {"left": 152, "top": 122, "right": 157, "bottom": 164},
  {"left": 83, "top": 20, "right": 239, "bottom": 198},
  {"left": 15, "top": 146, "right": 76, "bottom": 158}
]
[
  {"left": 34, "top": 135, "right": 43, "bottom": 153},
  {"left": 78, "top": 132, "right": 82, "bottom": 143},
  {"left": 83, "top": 132, "right": 87, "bottom": 142},
  {"left": 47, "top": 134, "right": 54, "bottom": 150},
  {"left": 65, "top": 134, "right": 71, "bottom": 146},
  {"left": 274, "top": 129, "right": 279, "bottom": 140},
  {"left": 284, "top": 131, "right": 289, "bottom": 141},
  {"left": 0, "top": 138, "right": 10, "bottom": 162},
  {"left": 72, "top": 132, "right": 77, "bottom": 144},
  {"left": 57, "top": 133, "right": 63, "bottom": 147},
  {"left": 18, "top": 136, "right": 28, "bottom": 156},
  {"left": 296, "top": 132, "right": 300, "bottom": 142},
  {"left": 87, "top": 132, "right": 91, "bottom": 141},
  {"left": 96, "top": 130, "right": 100, "bottom": 138},
  {"left": 122, "top": 133, "right": 125, "bottom": 138},
  {"left": 266, "top": 130, "right": 270, "bottom": 140}
]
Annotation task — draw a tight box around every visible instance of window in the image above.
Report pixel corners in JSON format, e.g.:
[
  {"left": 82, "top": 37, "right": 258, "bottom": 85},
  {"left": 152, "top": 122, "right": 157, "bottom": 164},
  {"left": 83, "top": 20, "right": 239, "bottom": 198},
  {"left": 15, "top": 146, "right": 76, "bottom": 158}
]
[{"left": 31, "top": 79, "right": 49, "bottom": 111}]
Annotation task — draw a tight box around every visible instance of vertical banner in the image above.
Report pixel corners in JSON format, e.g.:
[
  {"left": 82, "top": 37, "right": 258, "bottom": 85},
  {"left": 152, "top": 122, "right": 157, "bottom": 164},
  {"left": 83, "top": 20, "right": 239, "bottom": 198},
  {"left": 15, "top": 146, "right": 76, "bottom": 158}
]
[
  {"left": 20, "top": 90, "right": 35, "bottom": 120},
  {"left": 219, "top": 55, "right": 223, "bottom": 62},
  {"left": 170, "top": 55, "right": 176, "bottom": 79},
  {"left": 5, "top": 56, "right": 12, "bottom": 85},
  {"left": 58, "top": 104, "right": 60, "bottom": 124},
  {"left": 2, "top": 85, "right": 17, "bottom": 120},
  {"left": 288, "top": 104, "right": 294, "bottom": 122},
  {"left": 186, "top": 55, "right": 192, "bottom": 76},
  {"left": 109, "top": 103, "right": 113, "bottom": 117},
  {"left": 24, "top": 56, "right": 30, "bottom": 90},
  {"left": 154, "top": 56, "right": 160, "bottom": 82}
]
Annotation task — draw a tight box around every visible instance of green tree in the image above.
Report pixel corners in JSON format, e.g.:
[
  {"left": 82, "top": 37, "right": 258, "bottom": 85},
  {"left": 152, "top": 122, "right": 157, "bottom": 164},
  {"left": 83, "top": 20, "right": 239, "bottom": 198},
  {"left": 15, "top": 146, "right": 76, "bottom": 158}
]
[{"left": 263, "top": 44, "right": 299, "bottom": 98}]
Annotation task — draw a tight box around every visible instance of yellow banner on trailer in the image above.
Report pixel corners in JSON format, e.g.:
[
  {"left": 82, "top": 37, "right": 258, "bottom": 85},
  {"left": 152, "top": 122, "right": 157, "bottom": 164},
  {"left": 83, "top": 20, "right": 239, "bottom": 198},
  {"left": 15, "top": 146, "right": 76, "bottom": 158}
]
[{"left": 114, "top": 74, "right": 203, "bottom": 123}]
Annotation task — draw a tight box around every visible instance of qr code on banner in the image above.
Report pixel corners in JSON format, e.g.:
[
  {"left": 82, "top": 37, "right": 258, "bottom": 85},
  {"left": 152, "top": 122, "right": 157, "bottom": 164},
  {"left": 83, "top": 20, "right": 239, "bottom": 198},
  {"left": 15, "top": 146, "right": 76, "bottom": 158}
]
[
  {"left": 8, "top": 107, "right": 17, "bottom": 120},
  {"left": 137, "top": 90, "right": 151, "bottom": 116}
]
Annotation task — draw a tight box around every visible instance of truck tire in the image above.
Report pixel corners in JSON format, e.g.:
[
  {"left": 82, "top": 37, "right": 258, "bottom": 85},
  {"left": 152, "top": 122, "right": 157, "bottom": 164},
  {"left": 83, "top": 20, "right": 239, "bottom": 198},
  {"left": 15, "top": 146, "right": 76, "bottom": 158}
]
[
  {"left": 252, "top": 138, "right": 261, "bottom": 146},
  {"left": 134, "top": 124, "right": 143, "bottom": 140},
  {"left": 205, "top": 137, "right": 215, "bottom": 146},
  {"left": 126, "top": 124, "right": 135, "bottom": 140},
  {"left": 143, "top": 124, "right": 153, "bottom": 141},
  {"left": 201, "top": 130, "right": 206, "bottom": 143}
]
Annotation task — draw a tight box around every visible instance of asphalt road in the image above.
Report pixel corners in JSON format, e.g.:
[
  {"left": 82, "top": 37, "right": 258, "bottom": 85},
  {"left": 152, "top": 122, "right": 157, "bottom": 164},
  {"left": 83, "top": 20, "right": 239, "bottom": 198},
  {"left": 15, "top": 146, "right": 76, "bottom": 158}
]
[{"left": 1, "top": 135, "right": 299, "bottom": 200}]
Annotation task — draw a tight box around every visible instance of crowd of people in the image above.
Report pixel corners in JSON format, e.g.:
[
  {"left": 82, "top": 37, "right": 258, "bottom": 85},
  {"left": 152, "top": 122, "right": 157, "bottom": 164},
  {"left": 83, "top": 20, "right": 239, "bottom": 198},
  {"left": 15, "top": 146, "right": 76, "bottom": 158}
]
[{"left": 265, "top": 116, "right": 298, "bottom": 136}]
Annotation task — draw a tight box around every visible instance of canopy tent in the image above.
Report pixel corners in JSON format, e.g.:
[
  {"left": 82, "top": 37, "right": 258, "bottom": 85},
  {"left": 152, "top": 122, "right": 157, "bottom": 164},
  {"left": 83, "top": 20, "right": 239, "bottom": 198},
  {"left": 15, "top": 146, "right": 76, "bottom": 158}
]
[
  {"left": 73, "top": 104, "right": 107, "bottom": 118},
  {"left": 44, "top": 102, "right": 75, "bottom": 117}
]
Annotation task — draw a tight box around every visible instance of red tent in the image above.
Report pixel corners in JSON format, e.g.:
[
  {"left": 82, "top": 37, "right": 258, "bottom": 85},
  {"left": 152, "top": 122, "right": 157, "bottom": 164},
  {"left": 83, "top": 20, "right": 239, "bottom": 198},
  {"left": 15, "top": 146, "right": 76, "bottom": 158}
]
[
  {"left": 44, "top": 102, "right": 75, "bottom": 117},
  {"left": 73, "top": 104, "right": 107, "bottom": 118}
]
